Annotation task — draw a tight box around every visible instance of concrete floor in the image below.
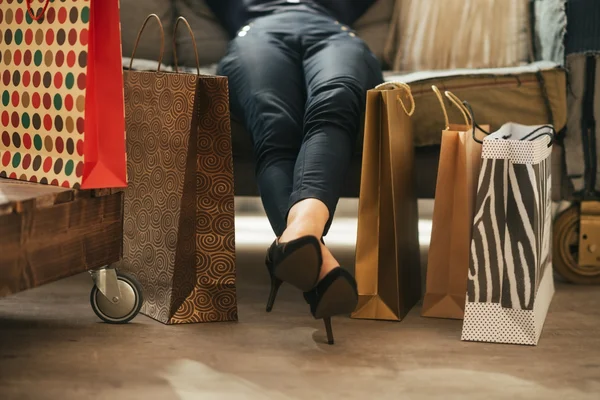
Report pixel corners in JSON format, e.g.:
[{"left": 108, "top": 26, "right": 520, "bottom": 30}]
[{"left": 1, "top": 200, "right": 599, "bottom": 400}]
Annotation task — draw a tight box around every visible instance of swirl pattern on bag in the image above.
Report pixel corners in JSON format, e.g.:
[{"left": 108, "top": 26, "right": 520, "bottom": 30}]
[{"left": 121, "top": 70, "right": 237, "bottom": 325}]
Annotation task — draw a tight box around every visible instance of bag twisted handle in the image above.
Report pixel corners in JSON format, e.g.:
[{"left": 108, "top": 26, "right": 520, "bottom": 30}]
[
  {"left": 444, "top": 91, "right": 471, "bottom": 127},
  {"left": 172, "top": 17, "right": 201, "bottom": 75},
  {"left": 129, "top": 14, "right": 166, "bottom": 72},
  {"left": 461, "top": 101, "right": 492, "bottom": 144},
  {"left": 431, "top": 85, "right": 450, "bottom": 129},
  {"left": 522, "top": 125, "right": 555, "bottom": 147},
  {"left": 375, "top": 81, "right": 415, "bottom": 116}
]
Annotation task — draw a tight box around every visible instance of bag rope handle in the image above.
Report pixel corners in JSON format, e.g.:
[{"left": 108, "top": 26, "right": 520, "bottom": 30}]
[
  {"left": 129, "top": 14, "right": 165, "bottom": 72},
  {"left": 462, "top": 101, "right": 491, "bottom": 144},
  {"left": 397, "top": 83, "right": 415, "bottom": 117},
  {"left": 26, "top": 0, "right": 51, "bottom": 22},
  {"left": 375, "top": 81, "right": 415, "bottom": 116},
  {"left": 444, "top": 91, "right": 471, "bottom": 127},
  {"left": 522, "top": 125, "right": 555, "bottom": 147},
  {"left": 431, "top": 85, "right": 450, "bottom": 129},
  {"left": 172, "top": 17, "right": 201, "bottom": 75}
]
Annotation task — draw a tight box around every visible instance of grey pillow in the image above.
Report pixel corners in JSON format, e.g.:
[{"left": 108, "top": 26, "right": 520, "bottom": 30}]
[
  {"left": 354, "top": 0, "right": 395, "bottom": 63},
  {"left": 172, "top": 0, "right": 229, "bottom": 68},
  {"left": 120, "top": 0, "right": 175, "bottom": 66}
]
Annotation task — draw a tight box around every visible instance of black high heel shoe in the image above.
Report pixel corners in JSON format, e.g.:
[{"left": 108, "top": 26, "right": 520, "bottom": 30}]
[
  {"left": 303, "top": 268, "right": 358, "bottom": 345},
  {"left": 265, "top": 235, "right": 322, "bottom": 312}
]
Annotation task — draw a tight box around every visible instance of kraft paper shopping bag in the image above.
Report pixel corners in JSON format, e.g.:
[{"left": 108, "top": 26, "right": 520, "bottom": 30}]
[
  {"left": 351, "top": 82, "right": 421, "bottom": 321},
  {"left": 422, "top": 88, "right": 488, "bottom": 319}
]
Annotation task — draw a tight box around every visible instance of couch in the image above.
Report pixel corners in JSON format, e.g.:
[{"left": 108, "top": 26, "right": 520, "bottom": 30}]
[{"left": 119, "top": 0, "right": 569, "bottom": 200}]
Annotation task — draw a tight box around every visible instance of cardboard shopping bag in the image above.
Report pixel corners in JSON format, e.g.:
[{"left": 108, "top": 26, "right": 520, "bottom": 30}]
[
  {"left": 120, "top": 15, "right": 237, "bottom": 324},
  {"left": 0, "top": 0, "right": 126, "bottom": 189},
  {"left": 462, "top": 122, "right": 555, "bottom": 345},
  {"left": 422, "top": 88, "right": 488, "bottom": 319},
  {"left": 351, "top": 82, "right": 421, "bottom": 321}
]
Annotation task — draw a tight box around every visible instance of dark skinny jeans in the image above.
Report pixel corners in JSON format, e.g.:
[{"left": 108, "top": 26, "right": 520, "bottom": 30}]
[{"left": 217, "top": 10, "right": 383, "bottom": 237}]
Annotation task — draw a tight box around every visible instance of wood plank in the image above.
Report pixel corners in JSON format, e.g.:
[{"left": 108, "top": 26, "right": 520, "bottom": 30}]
[
  {"left": 0, "top": 179, "right": 71, "bottom": 207},
  {"left": 0, "top": 191, "right": 124, "bottom": 298},
  {"left": 0, "top": 178, "right": 116, "bottom": 212}
]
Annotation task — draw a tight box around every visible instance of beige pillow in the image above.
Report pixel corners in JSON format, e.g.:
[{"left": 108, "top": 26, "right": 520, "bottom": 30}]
[{"left": 385, "top": 0, "right": 534, "bottom": 72}]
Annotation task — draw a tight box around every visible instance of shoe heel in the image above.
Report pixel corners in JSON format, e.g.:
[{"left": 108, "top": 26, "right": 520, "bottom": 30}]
[
  {"left": 266, "top": 276, "right": 283, "bottom": 312},
  {"left": 323, "top": 317, "right": 334, "bottom": 345}
]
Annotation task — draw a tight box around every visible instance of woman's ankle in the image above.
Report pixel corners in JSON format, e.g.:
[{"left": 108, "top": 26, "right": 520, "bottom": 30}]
[
  {"left": 280, "top": 199, "right": 329, "bottom": 241},
  {"left": 279, "top": 221, "right": 321, "bottom": 243}
]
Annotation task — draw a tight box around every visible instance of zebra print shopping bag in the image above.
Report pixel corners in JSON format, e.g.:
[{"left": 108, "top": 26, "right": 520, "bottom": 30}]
[{"left": 461, "top": 123, "right": 555, "bottom": 345}]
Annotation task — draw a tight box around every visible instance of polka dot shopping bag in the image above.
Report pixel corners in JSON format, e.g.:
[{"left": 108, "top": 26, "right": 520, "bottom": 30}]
[{"left": 0, "top": 0, "right": 126, "bottom": 189}]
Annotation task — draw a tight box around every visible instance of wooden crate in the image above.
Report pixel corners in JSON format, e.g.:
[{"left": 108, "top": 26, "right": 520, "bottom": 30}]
[{"left": 0, "top": 179, "right": 123, "bottom": 298}]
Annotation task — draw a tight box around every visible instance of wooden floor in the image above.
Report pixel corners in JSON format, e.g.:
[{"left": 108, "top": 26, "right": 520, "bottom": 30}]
[
  {"left": 1, "top": 198, "right": 599, "bottom": 399},
  {"left": 1, "top": 240, "right": 599, "bottom": 400}
]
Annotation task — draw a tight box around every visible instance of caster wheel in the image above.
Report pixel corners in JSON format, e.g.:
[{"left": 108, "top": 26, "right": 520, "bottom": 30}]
[
  {"left": 90, "top": 272, "right": 144, "bottom": 324},
  {"left": 553, "top": 205, "right": 600, "bottom": 284}
]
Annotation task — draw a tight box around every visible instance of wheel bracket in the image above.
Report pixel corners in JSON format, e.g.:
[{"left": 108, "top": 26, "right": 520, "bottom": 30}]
[
  {"left": 579, "top": 201, "right": 600, "bottom": 269},
  {"left": 89, "top": 267, "right": 122, "bottom": 304}
]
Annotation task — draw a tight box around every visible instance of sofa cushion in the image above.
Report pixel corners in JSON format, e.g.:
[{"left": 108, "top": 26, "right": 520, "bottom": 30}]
[
  {"left": 385, "top": 61, "right": 567, "bottom": 146},
  {"left": 354, "top": 0, "right": 395, "bottom": 65},
  {"left": 120, "top": 0, "right": 175, "bottom": 66},
  {"left": 173, "top": 0, "right": 230, "bottom": 67}
]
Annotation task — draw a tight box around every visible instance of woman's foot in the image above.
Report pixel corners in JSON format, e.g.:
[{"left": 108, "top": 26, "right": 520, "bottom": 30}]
[
  {"left": 265, "top": 199, "right": 329, "bottom": 311},
  {"left": 318, "top": 242, "right": 340, "bottom": 282},
  {"left": 265, "top": 235, "right": 322, "bottom": 293},
  {"left": 303, "top": 267, "right": 358, "bottom": 345},
  {"left": 280, "top": 200, "right": 358, "bottom": 344},
  {"left": 279, "top": 198, "right": 339, "bottom": 282},
  {"left": 265, "top": 197, "right": 359, "bottom": 338}
]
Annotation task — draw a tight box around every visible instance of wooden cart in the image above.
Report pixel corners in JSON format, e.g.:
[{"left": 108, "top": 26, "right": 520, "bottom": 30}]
[{"left": 0, "top": 178, "right": 142, "bottom": 323}]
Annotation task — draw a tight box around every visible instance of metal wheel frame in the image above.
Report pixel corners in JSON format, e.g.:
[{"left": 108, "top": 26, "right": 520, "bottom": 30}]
[
  {"left": 90, "top": 271, "right": 144, "bottom": 324},
  {"left": 553, "top": 205, "right": 600, "bottom": 284}
]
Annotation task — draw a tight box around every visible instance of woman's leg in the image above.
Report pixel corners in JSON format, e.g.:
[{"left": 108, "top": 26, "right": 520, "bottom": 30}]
[
  {"left": 217, "top": 22, "right": 305, "bottom": 236},
  {"left": 279, "top": 23, "right": 383, "bottom": 278}
]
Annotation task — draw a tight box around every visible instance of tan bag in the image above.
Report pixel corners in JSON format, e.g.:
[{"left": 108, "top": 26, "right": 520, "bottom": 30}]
[
  {"left": 351, "top": 83, "right": 421, "bottom": 322},
  {"left": 421, "top": 88, "right": 488, "bottom": 320},
  {"left": 120, "top": 16, "right": 237, "bottom": 325}
]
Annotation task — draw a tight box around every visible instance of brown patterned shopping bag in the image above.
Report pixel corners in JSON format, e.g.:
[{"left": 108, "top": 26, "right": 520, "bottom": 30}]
[
  {"left": 0, "top": 0, "right": 126, "bottom": 189},
  {"left": 119, "top": 15, "right": 237, "bottom": 324}
]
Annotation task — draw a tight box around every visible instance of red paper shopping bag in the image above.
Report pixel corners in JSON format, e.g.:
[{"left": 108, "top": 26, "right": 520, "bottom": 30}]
[{"left": 0, "top": 0, "right": 126, "bottom": 189}]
